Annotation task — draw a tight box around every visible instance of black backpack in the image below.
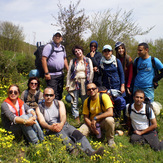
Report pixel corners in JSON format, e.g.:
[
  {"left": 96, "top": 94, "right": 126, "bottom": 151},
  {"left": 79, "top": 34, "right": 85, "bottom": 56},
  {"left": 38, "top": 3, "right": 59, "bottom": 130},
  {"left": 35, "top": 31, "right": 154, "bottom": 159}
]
[
  {"left": 34, "top": 42, "right": 64, "bottom": 78},
  {"left": 128, "top": 98, "right": 153, "bottom": 126},
  {"left": 133, "top": 56, "right": 159, "bottom": 88}
]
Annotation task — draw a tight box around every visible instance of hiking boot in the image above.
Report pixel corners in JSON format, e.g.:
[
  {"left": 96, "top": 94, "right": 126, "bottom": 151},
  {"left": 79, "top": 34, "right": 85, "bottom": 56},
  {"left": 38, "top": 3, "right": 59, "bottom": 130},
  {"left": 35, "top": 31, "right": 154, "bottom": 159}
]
[
  {"left": 70, "top": 148, "right": 79, "bottom": 156},
  {"left": 85, "top": 147, "right": 104, "bottom": 156},
  {"left": 108, "top": 139, "right": 116, "bottom": 148}
]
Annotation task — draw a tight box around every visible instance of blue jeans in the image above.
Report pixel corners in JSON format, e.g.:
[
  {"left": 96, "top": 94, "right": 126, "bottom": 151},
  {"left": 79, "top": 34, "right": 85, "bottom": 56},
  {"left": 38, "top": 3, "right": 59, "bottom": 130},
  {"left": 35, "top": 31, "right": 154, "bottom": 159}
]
[
  {"left": 47, "top": 122, "right": 94, "bottom": 152},
  {"left": 133, "top": 86, "right": 154, "bottom": 102},
  {"left": 20, "top": 114, "right": 44, "bottom": 144},
  {"left": 72, "top": 89, "right": 87, "bottom": 118}
]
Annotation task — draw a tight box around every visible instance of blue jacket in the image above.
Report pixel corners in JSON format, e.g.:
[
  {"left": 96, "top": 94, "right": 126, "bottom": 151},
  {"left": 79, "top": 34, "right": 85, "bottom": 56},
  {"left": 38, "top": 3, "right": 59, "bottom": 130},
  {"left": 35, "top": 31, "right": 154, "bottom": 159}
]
[{"left": 100, "top": 58, "right": 125, "bottom": 90}]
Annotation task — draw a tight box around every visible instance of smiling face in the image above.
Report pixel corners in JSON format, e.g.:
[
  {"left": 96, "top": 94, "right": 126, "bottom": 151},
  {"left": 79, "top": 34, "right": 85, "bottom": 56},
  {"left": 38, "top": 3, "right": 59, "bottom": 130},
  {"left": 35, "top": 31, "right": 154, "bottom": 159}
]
[
  {"left": 103, "top": 49, "right": 113, "bottom": 60},
  {"left": 8, "top": 86, "right": 19, "bottom": 101},
  {"left": 137, "top": 46, "right": 148, "bottom": 59},
  {"left": 29, "top": 79, "right": 38, "bottom": 91},
  {"left": 74, "top": 48, "right": 84, "bottom": 59},
  {"left": 87, "top": 83, "right": 98, "bottom": 98},
  {"left": 118, "top": 45, "right": 125, "bottom": 57},
  {"left": 53, "top": 34, "right": 63, "bottom": 45},
  {"left": 90, "top": 43, "right": 97, "bottom": 52}
]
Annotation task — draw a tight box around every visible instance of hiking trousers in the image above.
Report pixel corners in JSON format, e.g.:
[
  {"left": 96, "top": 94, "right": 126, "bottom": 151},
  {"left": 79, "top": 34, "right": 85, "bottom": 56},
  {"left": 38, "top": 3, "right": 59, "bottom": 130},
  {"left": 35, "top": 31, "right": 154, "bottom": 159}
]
[
  {"left": 130, "top": 130, "right": 163, "bottom": 151},
  {"left": 79, "top": 117, "right": 115, "bottom": 141}
]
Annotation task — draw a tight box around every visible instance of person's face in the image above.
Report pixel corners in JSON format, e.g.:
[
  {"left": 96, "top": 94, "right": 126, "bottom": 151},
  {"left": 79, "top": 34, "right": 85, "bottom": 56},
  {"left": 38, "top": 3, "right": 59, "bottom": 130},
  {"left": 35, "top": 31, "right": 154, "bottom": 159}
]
[
  {"left": 87, "top": 83, "right": 98, "bottom": 97},
  {"left": 133, "top": 92, "right": 144, "bottom": 106},
  {"left": 29, "top": 79, "right": 38, "bottom": 90},
  {"left": 90, "top": 43, "right": 97, "bottom": 52},
  {"left": 44, "top": 88, "right": 55, "bottom": 103},
  {"left": 8, "top": 86, "right": 19, "bottom": 101},
  {"left": 103, "top": 49, "right": 112, "bottom": 60},
  {"left": 118, "top": 45, "right": 125, "bottom": 57},
  {"left": 137, "top": 46, "right": 148, "bottom": 58},
  {"left": 74, "top": 48, "right": 83, "bottom": 58},
  {"left": 53, "top": 34, "right": 62, "bottom": 44}
]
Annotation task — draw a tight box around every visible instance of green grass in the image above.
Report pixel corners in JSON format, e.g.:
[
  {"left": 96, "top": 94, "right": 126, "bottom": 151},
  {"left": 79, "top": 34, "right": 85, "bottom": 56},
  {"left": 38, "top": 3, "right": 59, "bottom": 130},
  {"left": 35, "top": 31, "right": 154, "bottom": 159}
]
[{"left": 0, "top": 77, "right": 163, "bottom": 163}]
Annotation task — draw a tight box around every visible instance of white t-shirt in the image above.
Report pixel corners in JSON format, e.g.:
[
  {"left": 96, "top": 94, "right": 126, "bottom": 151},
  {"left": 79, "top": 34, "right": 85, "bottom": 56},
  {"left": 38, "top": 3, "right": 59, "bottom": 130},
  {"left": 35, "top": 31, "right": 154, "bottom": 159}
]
[{"left": 126, "top": 103, "right": 155, "bottom": 131}]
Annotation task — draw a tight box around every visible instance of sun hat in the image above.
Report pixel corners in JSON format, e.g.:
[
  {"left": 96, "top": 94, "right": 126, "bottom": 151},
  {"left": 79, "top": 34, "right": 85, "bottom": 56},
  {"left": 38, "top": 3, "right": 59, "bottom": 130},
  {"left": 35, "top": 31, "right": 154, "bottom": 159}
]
[{"left": 115, "top": 42, "right": 124, "bottom": 49}]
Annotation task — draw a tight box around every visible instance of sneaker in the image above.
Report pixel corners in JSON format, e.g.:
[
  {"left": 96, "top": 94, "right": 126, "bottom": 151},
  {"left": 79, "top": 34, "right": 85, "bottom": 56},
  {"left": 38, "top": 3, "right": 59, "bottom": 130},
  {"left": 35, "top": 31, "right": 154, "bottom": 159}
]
[
  {"left": 108, "top": 139, "right": 116, "bottom": 148},
  {"left": 70, "top": 148, "right": 79, "bottom": 156},
  {"left": 85, "top": 147, "right": 104, "bottom": 156}
]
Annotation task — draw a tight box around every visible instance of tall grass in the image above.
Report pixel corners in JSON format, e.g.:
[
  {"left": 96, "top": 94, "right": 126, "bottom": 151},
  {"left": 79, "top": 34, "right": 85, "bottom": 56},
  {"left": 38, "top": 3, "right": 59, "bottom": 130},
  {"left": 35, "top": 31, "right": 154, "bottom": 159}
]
[{"left": 0, "top": 78, "right": 163, "bottom": 163}]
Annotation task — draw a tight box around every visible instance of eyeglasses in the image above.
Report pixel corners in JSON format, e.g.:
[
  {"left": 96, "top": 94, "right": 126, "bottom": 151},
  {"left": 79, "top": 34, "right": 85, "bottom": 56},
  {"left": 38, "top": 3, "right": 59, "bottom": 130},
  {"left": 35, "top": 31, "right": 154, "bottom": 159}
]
[
  {"left": 87, "top": 87, "right": 97, "bottom": 91},
  {"left": 9, "top": 90, "right": 18, "bottom": 95},
  {"left": 30, "top": 82, "right": 38, "bottom": 85},
  {"left": 45, "top": 94, "right": 54, "bottom": 97}
]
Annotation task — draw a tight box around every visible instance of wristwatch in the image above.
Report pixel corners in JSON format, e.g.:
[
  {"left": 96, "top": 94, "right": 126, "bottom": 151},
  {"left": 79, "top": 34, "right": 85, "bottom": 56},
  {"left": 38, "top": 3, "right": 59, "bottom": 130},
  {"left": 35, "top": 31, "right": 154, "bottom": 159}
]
[
  {"left": 23, "top": 120, "right": 27, "bottom": 125},
  {"left": 45, "top": 72, "right": 49, "bottom": 75},
  {"left": 94, "top": 116, "right": 97, "bottom": 121}
]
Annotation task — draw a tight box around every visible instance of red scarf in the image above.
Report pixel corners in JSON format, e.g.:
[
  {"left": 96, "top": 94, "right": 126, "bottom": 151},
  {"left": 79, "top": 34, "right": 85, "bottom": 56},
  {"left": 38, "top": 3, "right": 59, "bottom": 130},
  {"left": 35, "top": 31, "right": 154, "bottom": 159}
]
[{"left": 4, "top": 97, "right": 24, "bottom": 116}]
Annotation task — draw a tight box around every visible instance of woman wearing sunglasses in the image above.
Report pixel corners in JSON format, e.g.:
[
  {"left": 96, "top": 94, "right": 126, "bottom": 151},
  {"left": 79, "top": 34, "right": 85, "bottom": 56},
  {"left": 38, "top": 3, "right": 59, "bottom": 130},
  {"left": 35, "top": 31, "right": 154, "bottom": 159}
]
[
  {"left": 66, "top": 45, "right": 94, "bottom": 124},
  {"left": 100, "top": 45, "right": 126, "bottom": 119},
  {"left": 21, "top": 77, "right": 43, "bottom": 110},
  {"left": 1, "top": 84, "right": 44, "bottom": 143},
  {"left": 86, "top": 40, "right": 102, "bottom": 87}
]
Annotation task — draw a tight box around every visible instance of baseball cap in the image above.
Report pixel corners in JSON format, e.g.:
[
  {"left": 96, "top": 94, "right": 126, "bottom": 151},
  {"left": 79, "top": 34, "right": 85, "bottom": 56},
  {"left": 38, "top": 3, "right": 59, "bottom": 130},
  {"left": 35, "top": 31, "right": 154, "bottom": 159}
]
[
  {"left": 115, "top": 42, "right": 123, "bottom": 49},
  {"left": 53, "top": 31, "right": 63, "bottom": 37},
  {"left": 102, "top": 45, "right": 112, "bottom": 51}
]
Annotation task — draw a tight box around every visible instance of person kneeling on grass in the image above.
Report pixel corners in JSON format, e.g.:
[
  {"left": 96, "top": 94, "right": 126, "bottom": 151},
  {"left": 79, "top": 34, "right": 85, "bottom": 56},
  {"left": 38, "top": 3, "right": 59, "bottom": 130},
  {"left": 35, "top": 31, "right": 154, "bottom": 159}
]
[
  {"left": 126, "top": 89, "right": 163, "bottom": 151},
  {"left": 35, "top": 87, "right": 104, "bottom": 156},
  {"left": 1, "top": 84, "right": 44, "bottom": 144}
]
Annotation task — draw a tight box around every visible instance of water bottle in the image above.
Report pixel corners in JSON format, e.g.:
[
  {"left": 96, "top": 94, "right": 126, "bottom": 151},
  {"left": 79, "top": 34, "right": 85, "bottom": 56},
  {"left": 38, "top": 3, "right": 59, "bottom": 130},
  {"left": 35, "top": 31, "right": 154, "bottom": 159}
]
[{"left": 96, "top": 123, "right": 101, "bottom": 139}]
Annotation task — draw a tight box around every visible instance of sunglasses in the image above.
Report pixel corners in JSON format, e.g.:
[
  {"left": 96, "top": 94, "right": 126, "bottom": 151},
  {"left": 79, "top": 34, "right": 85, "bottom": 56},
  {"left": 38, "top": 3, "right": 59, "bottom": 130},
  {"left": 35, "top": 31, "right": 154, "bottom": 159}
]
[
  {"left": 91, "top": 45, "right": 97, "bottom": 48},
  {"left": 103, "top": 49, "right": 111, "bottom": 52},
  {"left": 45, "top": 94, "right": 54, "bottom": 97},
  {"left": 87, "top": 87, "right": 97, "bottom": 91},
  {"left": 9, "top": 90, "right": 18, "bottom": 95},
  {"left": 30, "top": 82, "right": 38, "bottom": 85}
]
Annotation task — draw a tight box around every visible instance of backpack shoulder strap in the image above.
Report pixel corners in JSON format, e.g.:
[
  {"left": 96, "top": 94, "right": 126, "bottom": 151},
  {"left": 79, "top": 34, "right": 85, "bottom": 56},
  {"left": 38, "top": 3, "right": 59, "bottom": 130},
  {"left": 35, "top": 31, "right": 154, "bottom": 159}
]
[
  {"left": 133, "top": 57, "right": 139, "bottom": 76},
  {"left": 24, "top": 89, "right": 29, "bottom": 103},
  {"left": 128, "top": 103, "right": 132, "bottom": 116},
  {"left": 151, "top": 56, "right": 159, "bottom": 76},
  {"left": 54, "top": 99, "right": 59, "bottom": 109},
  {"left": 34, "top": 90, "right": 40, "bottom": 103},
  {"left": 145, "top": 103, "right": 152, "bottom": 126},
  {"left": 87, "top": 97, "right": 91, "bottom": 111},
  {"left": 99, "top": 93, "right": 105, "bottom": 112}
]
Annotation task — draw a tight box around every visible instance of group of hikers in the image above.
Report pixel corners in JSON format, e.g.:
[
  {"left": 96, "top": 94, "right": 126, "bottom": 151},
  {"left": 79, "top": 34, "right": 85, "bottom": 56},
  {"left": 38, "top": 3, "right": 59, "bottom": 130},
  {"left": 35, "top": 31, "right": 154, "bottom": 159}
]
[{"left": 1, "top": 31, "right": 163, "bottom": 157}]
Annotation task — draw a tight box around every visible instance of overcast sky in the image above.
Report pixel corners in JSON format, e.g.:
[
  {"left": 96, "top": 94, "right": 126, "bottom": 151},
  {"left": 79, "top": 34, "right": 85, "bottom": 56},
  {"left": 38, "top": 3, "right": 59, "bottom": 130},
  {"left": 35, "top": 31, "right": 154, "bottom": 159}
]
[{"left": 0, "top": 0, "right": 163, "bottom": 45}]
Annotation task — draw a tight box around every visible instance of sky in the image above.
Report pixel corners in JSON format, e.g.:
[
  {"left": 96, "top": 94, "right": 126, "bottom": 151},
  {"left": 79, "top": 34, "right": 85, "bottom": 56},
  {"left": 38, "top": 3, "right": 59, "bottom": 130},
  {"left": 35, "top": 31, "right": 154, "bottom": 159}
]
[{"left": 0, "top": 0, "right": 163, "bottom": 45}]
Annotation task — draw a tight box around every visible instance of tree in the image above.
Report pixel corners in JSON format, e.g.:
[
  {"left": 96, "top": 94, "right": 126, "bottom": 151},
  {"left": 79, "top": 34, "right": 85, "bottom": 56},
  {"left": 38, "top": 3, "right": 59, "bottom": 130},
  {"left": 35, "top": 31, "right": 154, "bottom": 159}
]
[
  {"left": 87, "top": 9, "right": 154, "bottom": 52},
  {"left": 52, "top": 0, "right": 89, "bottom": 60},
  {"left": 0, "top": 21, "right": 25, "bottom": 52}
]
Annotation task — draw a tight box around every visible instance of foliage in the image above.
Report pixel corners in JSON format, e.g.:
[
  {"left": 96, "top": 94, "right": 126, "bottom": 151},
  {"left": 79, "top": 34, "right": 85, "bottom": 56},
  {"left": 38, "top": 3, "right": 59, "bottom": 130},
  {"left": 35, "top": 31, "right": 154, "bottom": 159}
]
[
  {"left": 0, "top": 21, "right": 25, "bottom": 52},
  {"left": 0, "top": 50, "right": 35, "bottom": 84},
  {"left": 0, "top": 78, "right": 163, "bottom": 162},
  {"left": 52, "top": 0, "right": 89, "bottom": 61},
  {"left": 87, "top": 9, "right": 154, "bottom": 52}
]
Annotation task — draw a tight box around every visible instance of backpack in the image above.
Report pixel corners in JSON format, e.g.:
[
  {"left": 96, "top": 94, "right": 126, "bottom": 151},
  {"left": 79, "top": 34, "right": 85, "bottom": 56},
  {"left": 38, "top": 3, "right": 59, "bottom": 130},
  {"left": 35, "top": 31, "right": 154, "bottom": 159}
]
[
  {"left": 39, "top": 99, "right": 59, "bottom": 115},
  {"left": 24, "top": 89, "right": 40, "bottom": 104},
  {"left": 34, "top": 42, "right": 65, "bottom": 78},
  {"left": 128, "top": 98, "right": 153, "bottom": 126},
  {"left": 133, "top": 56, "right": 159, "bottom": 88}
]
